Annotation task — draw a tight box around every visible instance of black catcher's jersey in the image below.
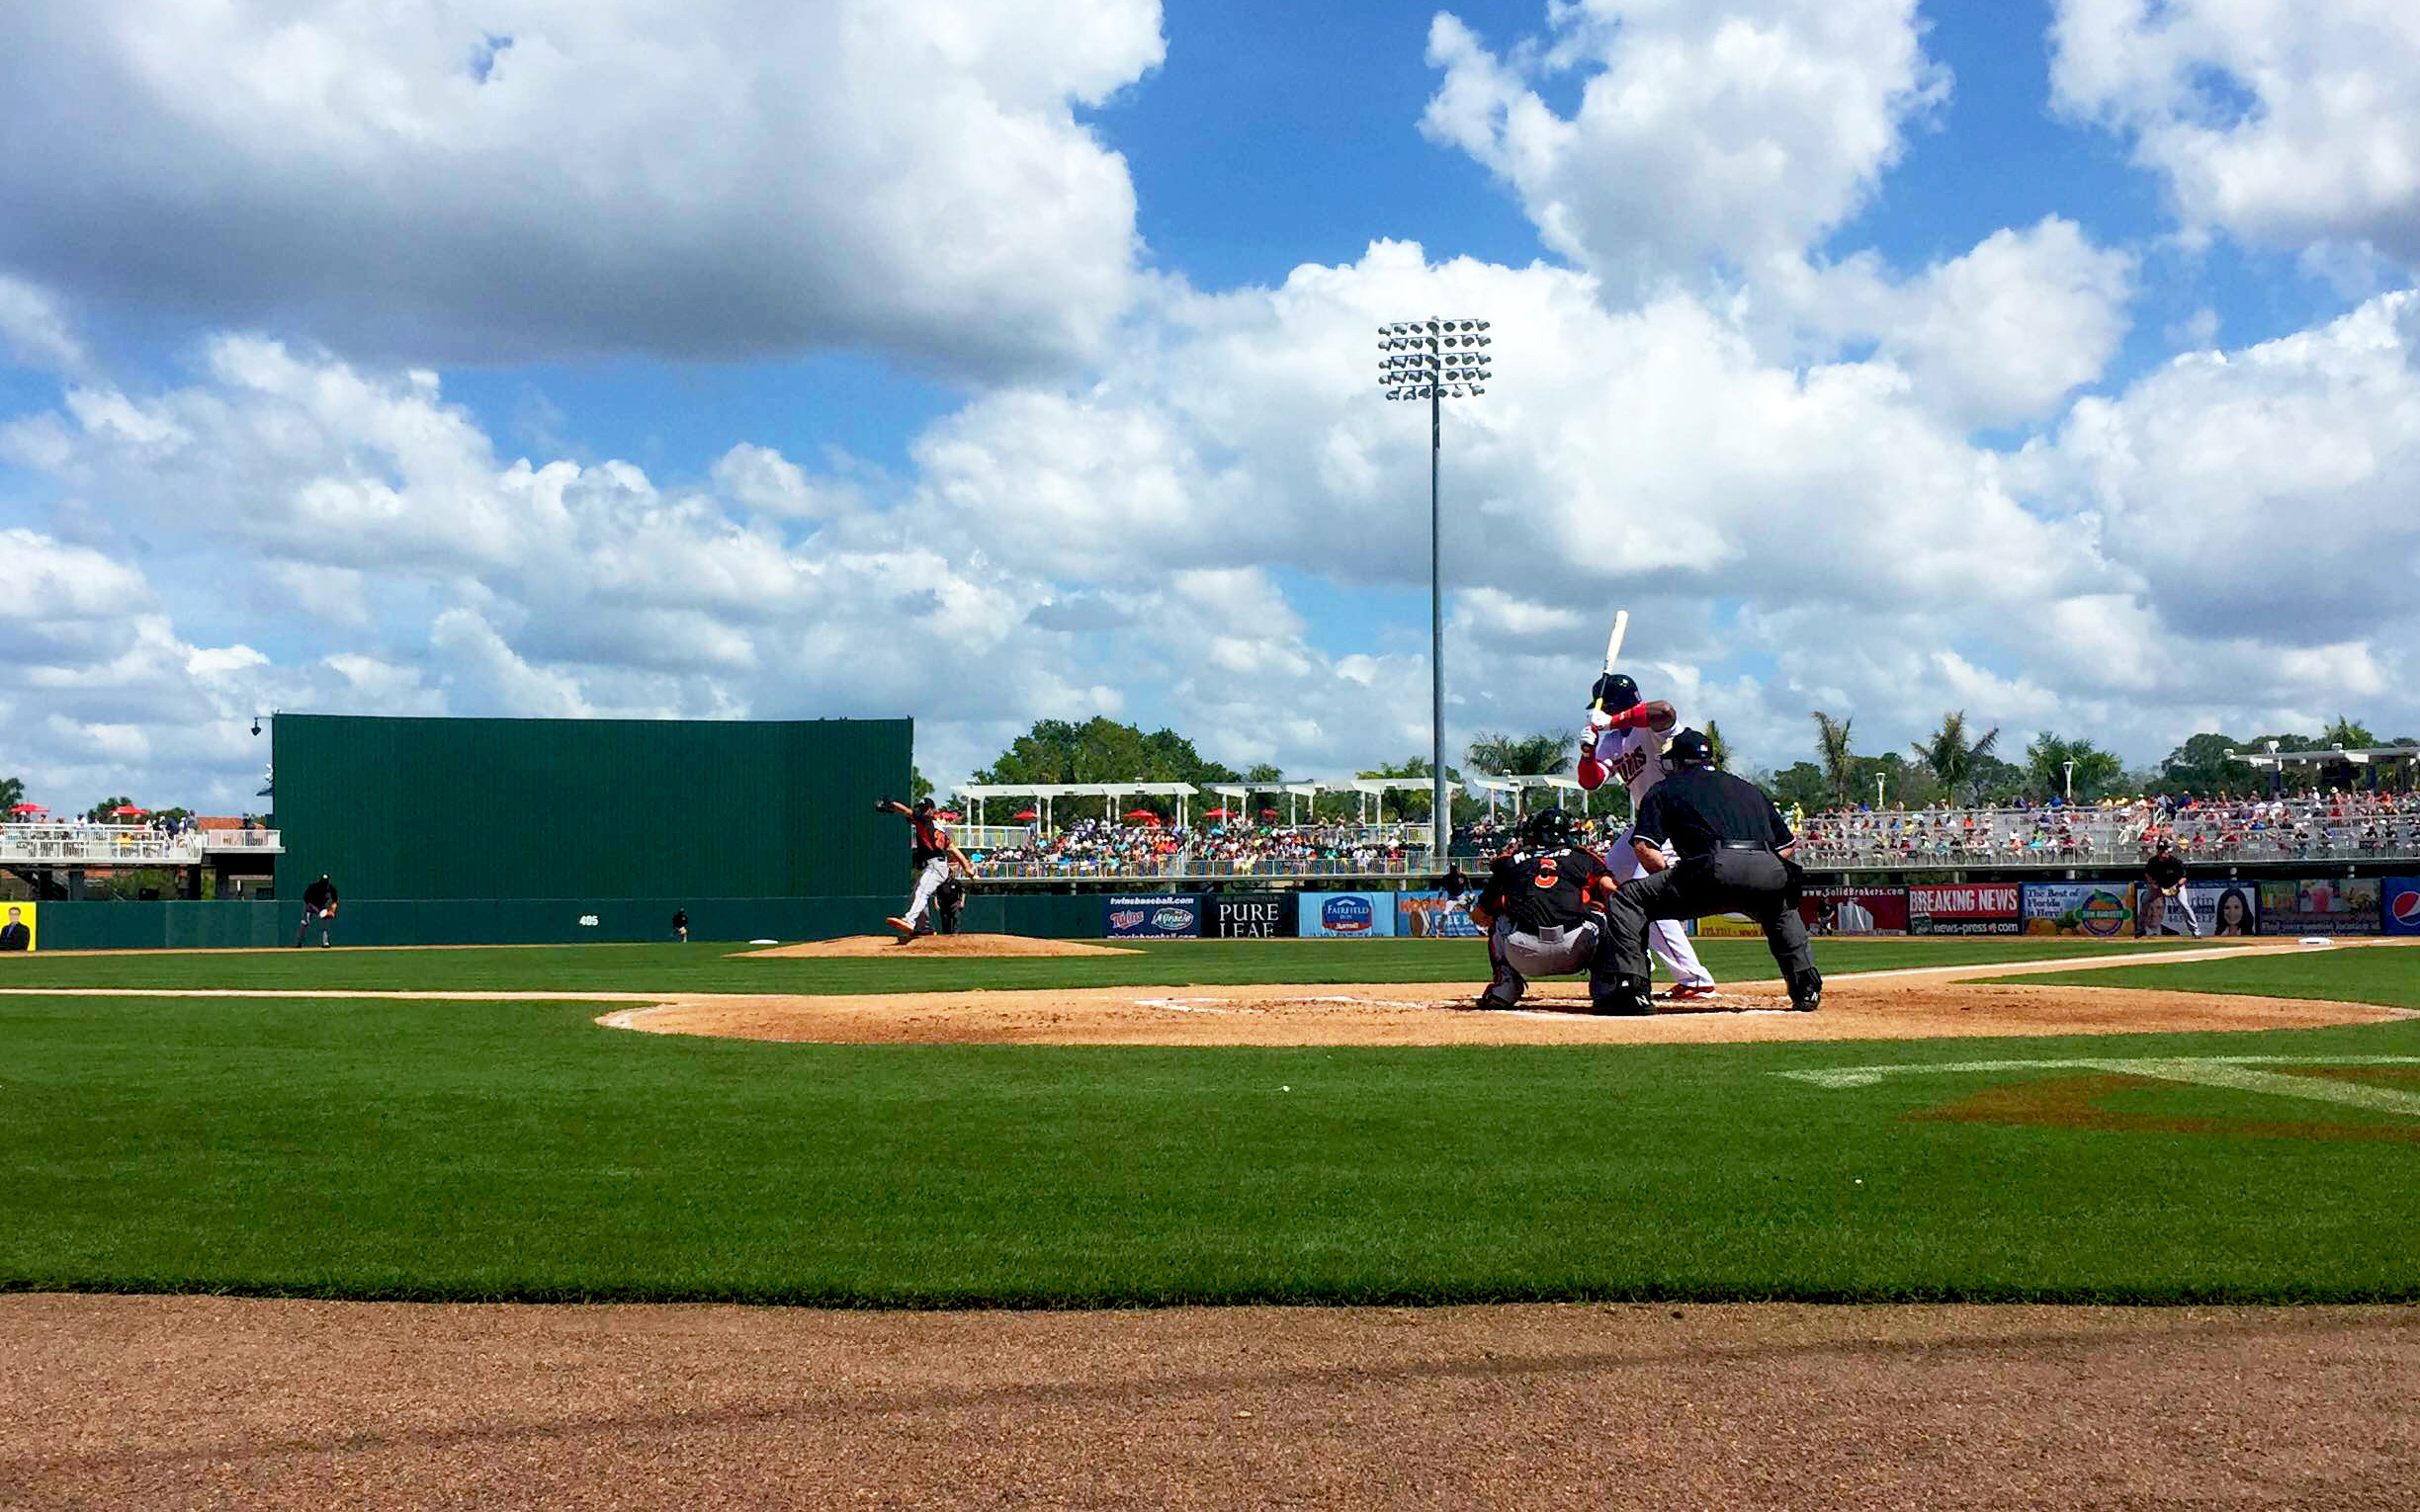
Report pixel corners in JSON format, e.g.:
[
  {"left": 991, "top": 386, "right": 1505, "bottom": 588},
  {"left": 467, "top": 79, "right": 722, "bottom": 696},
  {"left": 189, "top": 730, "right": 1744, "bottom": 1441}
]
[{"left": 1479, "top": 844, "right": 1611, "bottom": 932}]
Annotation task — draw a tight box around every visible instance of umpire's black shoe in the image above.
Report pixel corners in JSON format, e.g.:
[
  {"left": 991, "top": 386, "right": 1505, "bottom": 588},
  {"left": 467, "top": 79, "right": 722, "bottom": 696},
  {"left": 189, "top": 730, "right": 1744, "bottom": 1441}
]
[
  {"left": 1591, "top": 975, "right": 1655, "bottom": 1016},
  {"left": 1788, "top": 968, "right": 1823, "bottom": 1013}
]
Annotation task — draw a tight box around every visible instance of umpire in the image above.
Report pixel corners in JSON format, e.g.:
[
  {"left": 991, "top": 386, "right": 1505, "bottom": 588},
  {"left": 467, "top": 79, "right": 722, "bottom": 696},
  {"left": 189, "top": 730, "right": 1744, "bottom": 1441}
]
[{"left": 1598, "top": 730, "right": 1822, "bottom": 1015}]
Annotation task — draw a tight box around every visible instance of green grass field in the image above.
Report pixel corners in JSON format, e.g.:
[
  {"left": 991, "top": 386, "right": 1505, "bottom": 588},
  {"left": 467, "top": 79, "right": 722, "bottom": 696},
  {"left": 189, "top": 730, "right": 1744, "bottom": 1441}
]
[
  {"left": 1, "top": 938, "right": 2413, "bottom": 1306},
  {"left": 0, "top": 932, "right": 2207, "bottom": 995}
]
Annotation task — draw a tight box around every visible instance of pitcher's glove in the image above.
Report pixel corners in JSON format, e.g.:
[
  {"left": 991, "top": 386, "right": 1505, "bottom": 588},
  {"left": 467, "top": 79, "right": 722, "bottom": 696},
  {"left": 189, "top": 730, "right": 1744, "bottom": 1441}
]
[{"left": 874, "top": 796, "right": 895, "bottom": 813}]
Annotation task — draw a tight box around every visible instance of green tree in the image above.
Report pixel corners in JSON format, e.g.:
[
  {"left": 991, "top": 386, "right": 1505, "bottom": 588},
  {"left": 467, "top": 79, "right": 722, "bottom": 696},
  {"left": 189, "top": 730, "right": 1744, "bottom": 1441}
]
[
  {"left": 1355, "top": 756, "right": 1464, "bottom": 823},
  {"left": 2321, "top": 714, "right": 2377, "bottom": 749},
  {"left": 2023, "top": 734, "right": 2122, "bottom": 802},
  {"left": 2148, "top": 732, "right": 2255, "bottom": 797},
  {"left": 1910, "top": 711, "right": 2001, "bottom": 803},
  {"left": 973, "top": 717, "right": 1242, "bottom": 820},
  {"left": 85, "top": 795, "right": 136, "bottom": 823},
  {"left": 0, "top": 776, "right": 23, "bottom": 812},
  {"left": 1968, "top": 753, "right": 2028, "bottom": 804},
  {"left": 1767, "top": 761, "right": 1830, "bottom": 813},
  {"left": 908, "top": 767, "right": 934, "bottom": 803},
  {"left": 1810, "top": 712, "right": 1856, "bottom": 805},
  {"left": 1464, "top": 731, "right": 1569, "bottom": 777},
  {"left": 1701, "top": 719, "right": 1728, "bottom": 772}
]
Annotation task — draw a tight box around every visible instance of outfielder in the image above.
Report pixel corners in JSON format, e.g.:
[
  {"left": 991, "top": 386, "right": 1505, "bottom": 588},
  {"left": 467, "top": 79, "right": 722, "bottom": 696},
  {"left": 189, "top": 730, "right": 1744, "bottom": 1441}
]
[
  {"left": 1464, "top": 806, "right": 1639, "bottom": 1013},
  {"left": 876, "top": 797, "right": 973, "bottom": 938},
  {"left": 294, "top": 873, "right": 339, "bottom": 949},
  {"left": 1574, "top": 673, "right": 1718, "bottom": 999}
]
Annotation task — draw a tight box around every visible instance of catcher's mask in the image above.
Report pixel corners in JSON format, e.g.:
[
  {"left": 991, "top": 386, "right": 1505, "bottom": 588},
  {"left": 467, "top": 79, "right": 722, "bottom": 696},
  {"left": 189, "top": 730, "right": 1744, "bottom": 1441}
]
[
  {"left": 1589, "top": 672, "right": 1640, "bottom": 714},
  {"left": 1521, "top": 805, "right": 1580, "bottom": 850},
  {"left": 1666, "top": 728, "right": 1715, "bottom": 767}
]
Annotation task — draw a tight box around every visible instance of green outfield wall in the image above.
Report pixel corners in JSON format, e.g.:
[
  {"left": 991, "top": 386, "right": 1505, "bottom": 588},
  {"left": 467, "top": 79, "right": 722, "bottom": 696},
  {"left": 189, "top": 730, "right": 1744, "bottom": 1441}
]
[
  {"left": 273, "top": 714, "right": 907, "bottom": 902},
  {"left": 25, "top": 894, "right": 1109, "bottom": 950}
]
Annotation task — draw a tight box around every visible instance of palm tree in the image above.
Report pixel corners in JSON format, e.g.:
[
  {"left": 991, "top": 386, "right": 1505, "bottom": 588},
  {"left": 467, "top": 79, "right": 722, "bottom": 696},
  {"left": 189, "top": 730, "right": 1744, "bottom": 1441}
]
[
  {"left": 1810, "top": 711, "right": 1856, "bottom": 804},
  {"left": 1911, "top": 712, "right": 2000, "bottom": 804},
  {"left": 1702, "top": 719, "right": 1729, "bottom": 771},
  {"left": 1465, "top": 732, "right": 1570, "bottom": 776}
]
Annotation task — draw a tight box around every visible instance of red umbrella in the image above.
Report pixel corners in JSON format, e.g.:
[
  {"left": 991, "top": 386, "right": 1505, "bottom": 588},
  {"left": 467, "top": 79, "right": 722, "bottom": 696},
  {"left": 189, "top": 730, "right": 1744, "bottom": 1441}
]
[
  {"left": 1123, "top": 808, "right": 1162, "bottom": 823},
  {"left": 7, "top": 802, "right": 44, "bottom": 815},
  {"left": 1203, "top": 806, "right": 1233, "bottom": 818},
  {"left": 1258, "top": 808, "right": 1280, "bottom": 819},
  {"left": 109, "top": 805, "right": 148, "bottom": 818},
  {"left": 936, "top": 810, "right": 962, "bottom": 822},
  {"left": 1012, "top": 808, "right": 1039, "bottom": 820}
]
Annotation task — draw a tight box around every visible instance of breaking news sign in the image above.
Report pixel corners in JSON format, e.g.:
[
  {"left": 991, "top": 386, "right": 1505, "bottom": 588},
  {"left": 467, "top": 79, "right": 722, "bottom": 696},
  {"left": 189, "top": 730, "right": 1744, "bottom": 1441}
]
[{"left": 1907, "top": 882, "right": 2022, "bottom": 936}]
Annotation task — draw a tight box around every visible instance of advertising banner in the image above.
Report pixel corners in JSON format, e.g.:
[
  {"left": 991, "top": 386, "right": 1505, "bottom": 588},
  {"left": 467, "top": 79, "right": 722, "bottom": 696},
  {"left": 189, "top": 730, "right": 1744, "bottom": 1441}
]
[
  {"left": 1694, "top": 914, "right": 1766, "bottom": 938},
  {"left": 1103, "top": 893, "right": 1202, "bottom": 940},
  {"left": 2023, "top": 882, "right": 2135, "bottom": 937},
  {"left": 2259, "top": 878, "right": 2382, "bottom": 937},
  {"left": 2131, "top": 881, "right": 2262, "bottom": 938},
  {"left": 1207, "top": 892, "right": 1296, "bottom": 939},
  {"left": 1298, "top": 890, "right": 1398, "bottom": 938},
  {"left": 0, "top": 899, "right": 35, "bottom": 951},
  {"left": 1397, "top": 891, "right": 1484, "bottom": 939},
  {"left": 2384, "top": 878, "right": 2420, "bottom": 937},
  {"left": 1907, "top": 883, "right": 2023, "bottom": 936},
  {"left": 1798, "top": 885, "right": 1908, "bottom": 935}
]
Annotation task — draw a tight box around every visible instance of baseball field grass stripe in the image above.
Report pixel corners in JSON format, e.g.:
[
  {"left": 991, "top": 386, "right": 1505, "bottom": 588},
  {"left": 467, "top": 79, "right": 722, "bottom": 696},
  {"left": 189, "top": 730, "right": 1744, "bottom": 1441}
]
[
  {"left": 0, "top": 936, "right": 2219, "bottom": 995},
  {"left": 2, "top": 989, "right": 2416, "bottom": 1306},
  {"left": 1979, "top": 948, "right": 2420, "bottom": 1011}
]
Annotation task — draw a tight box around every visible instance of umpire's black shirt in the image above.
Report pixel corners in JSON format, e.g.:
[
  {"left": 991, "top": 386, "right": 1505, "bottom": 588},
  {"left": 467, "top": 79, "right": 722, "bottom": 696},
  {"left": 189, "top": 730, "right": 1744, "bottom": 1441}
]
[{"left": 1633, "top": 768, "right": 1795, "bottom": 860}]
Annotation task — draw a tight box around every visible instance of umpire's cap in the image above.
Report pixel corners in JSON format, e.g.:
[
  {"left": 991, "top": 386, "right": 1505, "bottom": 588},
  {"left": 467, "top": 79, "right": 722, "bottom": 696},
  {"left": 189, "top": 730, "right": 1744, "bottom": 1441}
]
[{"left": 1666, "top": 728, "right": 1716, "bottom": 767}]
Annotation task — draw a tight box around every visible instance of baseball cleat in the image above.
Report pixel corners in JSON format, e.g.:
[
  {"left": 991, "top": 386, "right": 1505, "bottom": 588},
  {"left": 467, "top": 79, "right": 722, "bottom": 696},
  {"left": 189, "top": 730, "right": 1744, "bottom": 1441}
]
[
  {"left": 1663, "top": 981, "right": 1719, "bottom": 1001},
  {"left": 885, "top": 915, "right": 915, "bottom": 936}
]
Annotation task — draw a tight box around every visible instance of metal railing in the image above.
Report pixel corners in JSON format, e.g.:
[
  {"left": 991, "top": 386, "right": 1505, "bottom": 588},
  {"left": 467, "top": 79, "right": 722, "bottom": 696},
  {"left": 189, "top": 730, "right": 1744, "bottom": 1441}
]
[
  {"left": 0, "top": 824, "right": 284, "bottom": 866},
  {"left": 1791, "top": 802, "right": 2420, "bottom": 871}
]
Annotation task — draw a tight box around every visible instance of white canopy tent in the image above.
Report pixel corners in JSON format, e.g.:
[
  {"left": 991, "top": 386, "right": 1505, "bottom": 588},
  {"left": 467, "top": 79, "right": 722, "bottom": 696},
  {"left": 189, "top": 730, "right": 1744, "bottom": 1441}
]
[
  {"left": 1466, "top": 774, "right": 1610, "bottom": 818},
  {"left": 958, "top": 782, "right": 1199, "bottom": 832}
]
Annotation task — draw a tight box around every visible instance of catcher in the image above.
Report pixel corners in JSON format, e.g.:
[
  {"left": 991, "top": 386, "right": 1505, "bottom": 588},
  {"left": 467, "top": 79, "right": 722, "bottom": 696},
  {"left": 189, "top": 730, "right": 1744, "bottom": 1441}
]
[
  {"left": 2136, "top": 838, "right": 2198, "bottom": 936},
  {"left": 875, "top": 797, "right": 973, "bottom": 938},
  {"left": 1463, "top": 806, "right": 1639, "bottom": 1013}
]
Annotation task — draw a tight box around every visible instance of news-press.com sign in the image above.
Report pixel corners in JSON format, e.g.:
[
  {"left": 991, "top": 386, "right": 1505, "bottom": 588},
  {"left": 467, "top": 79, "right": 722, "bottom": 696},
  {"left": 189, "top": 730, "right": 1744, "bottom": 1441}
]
[
  {"left": 1103, "top": 894, "right": 1202, "bottom": 939},
  {"left": 1397, "top": 891, "right": 1483, "bottom": 939},
  {"left": 1299, "top": 891, "right": 1398, "bottom": 938},
  {"left": 2385, "top": 879, "right": 2420, "bottom": 937},
  {"left": 1908, "top": 883, "right": 2022, "bottom": 936},
  {"left": 1207, "top": 893, "right": 1296, "bottom": 939}
]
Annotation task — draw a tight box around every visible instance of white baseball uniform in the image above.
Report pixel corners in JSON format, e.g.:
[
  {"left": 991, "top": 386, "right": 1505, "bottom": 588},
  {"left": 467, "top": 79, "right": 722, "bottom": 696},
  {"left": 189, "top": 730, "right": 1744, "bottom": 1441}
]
[{"left": 1587, "top": 719, "right": 1715, "bottom": 989}]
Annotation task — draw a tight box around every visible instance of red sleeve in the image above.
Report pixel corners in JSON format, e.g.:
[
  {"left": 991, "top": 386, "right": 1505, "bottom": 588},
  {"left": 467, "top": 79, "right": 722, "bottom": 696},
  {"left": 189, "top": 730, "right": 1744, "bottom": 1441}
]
[{"left": 1577, "top": 745, "right": 1607, "bottom": 791}]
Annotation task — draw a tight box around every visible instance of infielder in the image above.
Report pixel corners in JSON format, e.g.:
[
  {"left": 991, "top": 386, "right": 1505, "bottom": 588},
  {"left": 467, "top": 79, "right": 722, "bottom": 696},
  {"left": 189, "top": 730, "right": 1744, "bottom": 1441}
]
[
  {"left": 1464, "top": 806, "right": 1639, "bottom": 1013},
  {"left": 2136, "top": 839, "right": 2199, "bottom": 936},
  {"left": 876, "top": 797, "right": 973, "bottom": 937},
  {"left": 1574, "top": 673, "right": 1718, "bottom": 999}
]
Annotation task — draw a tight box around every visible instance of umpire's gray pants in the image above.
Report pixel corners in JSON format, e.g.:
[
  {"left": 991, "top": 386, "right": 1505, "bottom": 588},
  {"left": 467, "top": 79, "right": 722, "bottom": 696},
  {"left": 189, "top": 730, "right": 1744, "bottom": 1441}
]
[{"left": 1482, "top": 915, "right": 1601, "bottom": 1007}]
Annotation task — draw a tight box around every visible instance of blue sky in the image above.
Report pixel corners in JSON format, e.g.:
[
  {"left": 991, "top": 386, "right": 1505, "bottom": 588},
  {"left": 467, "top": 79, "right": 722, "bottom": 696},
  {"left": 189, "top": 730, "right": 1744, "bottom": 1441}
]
[{"left": 2, "top": 0, "right": 2417, "bottom": 811}]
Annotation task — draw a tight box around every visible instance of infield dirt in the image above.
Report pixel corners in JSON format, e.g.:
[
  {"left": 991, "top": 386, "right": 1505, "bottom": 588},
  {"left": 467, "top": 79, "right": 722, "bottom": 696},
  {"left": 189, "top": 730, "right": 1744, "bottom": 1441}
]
[{"left": 605, "top": 943, "right": 2414, "bottom": 1047}]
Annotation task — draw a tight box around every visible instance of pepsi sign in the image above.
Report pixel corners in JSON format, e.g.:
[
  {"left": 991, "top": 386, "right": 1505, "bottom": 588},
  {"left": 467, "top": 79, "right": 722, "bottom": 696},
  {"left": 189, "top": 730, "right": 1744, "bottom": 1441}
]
[{"left": 2385, "top": 878, "right": 2420, "bottom": 937}]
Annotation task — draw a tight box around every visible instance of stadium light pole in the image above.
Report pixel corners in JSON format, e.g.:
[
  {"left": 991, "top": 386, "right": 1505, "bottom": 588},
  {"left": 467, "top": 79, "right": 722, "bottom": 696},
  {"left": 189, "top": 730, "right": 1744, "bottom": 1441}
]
[{"left": 1378, "top": 317, "right": 1492, "bottom": 862}]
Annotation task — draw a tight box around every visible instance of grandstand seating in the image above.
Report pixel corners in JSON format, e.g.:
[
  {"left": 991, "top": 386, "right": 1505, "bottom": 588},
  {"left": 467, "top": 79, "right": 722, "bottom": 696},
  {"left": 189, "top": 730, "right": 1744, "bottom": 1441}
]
[{"left": 961, "top": 793, "right": 2420, "bottom": 881}]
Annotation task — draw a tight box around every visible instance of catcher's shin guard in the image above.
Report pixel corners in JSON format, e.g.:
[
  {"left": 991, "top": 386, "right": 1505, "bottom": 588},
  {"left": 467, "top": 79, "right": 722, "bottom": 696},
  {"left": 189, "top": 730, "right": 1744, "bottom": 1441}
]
[{"left": 1479, "top": 916, "right": 1526, "bottom": 1008}]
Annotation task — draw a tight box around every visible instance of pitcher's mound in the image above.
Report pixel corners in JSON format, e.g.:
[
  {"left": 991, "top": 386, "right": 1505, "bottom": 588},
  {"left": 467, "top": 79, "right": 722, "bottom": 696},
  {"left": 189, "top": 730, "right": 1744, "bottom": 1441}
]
[{"left": 740, "top": 934, "right": 1140, "bottom": 959}]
